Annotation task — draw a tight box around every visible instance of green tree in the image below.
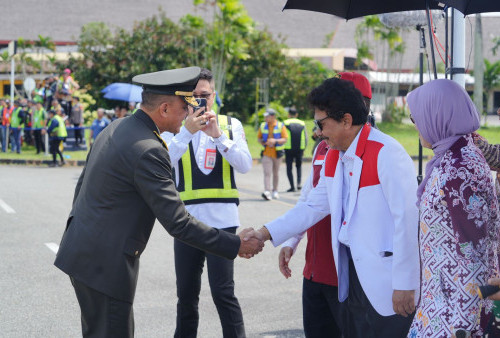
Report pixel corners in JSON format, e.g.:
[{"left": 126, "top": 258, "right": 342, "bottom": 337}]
[
  {"left": 483, "top": 59, "right": 500, "bottom": 114},
  {"left": 68, "top": 14, "right": 198, "bottom": 108},
  {"left": 34, "top": 35, "right": 56, "bottom": 76},
  {"left": 65, "top": 4, "right": 334, "bottom": 122},
  {"left": 184, "top": 0, "right": 254, "bottom": 97}
]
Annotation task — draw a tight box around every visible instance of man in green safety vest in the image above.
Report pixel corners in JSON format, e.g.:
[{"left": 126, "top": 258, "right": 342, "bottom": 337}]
[
  {"left": 283, "top": 108, "right": 307, "bottom": 192},
  {"left": 9, "top": 100, "right": 25, "bottom": 154},
  {"left": 257, "top": 108, "right": 288, "bottom": 200},
  {"left": 44, "top": 109, "right": 67, "bottom": 167},
  {"left": 32, "top": 101, "right": 47, "bottom": 153},
  {"left": 161, "top": 68, "right": 252, "bottom": 338},
  {"left": 128, "top": 101, "right": 138, "bottom": 115}
]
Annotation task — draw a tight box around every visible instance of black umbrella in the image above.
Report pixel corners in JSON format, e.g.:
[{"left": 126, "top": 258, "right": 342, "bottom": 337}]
[
  {"left": 440, "top": 0, "right": 500, "bottom": 16},
  {"left": 283, "top": 0, "right": 443, "bottom": 20}
]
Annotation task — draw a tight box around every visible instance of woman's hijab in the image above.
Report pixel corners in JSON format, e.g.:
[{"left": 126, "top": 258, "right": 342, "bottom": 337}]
[{"left": 407, "top": 79, "right": 480, "bottom": 205}]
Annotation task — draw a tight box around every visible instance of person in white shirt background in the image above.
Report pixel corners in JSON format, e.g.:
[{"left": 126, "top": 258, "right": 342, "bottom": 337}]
[
  {"left": 161, "top": 68, "right": 252, "bottom": 338},
  {"left": 247, "top": 77, "right": 419, "bottom": 337}
]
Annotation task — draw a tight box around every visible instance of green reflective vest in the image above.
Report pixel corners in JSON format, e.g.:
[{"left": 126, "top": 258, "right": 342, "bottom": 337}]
[
  {"left": 55, "top": 115, "right": 68, "bottom": 138},
  {"left": 177, "top": 115, "right": 239, "bottom": 205},
  {"left": 260, "top": 121, "right": 285, "bottom": 151},
  {"left": 283, "top": 118, "right": 306, "bottom": 150},
  {"left": 48, "top": 115, "right": 68, "bottom": 138},
  {"left": 10, "top": 107, "right": 24, "bottom": 128},
  {"left": 33, "top": 108, "right": 46, "bottom": 129}
]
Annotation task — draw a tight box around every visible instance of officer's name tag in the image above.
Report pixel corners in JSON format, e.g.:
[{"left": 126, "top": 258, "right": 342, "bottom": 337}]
[
  {"left": 314, "top": 155, "right": 325, "bottom": 165},
  {"left": 205, "top": 149, "right": 217, "bottom": 169}
]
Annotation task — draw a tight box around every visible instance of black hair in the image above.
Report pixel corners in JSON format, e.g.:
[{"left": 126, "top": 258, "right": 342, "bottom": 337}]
[
  {"left": 363, "top": 97, "right": 371, "bottom": 110},
  {"left": 289, "top": 108, "right": 298, "bottom": 116},
  {"left": 141, "top": 91, "right": 171, "bottom": 110},
  {"left": 199, "top": 68, "right": 214, "bottom": 82},
  {"left": 199, "top": 68, "right": 215, "bottom": 90},
  {"left": 308, "top": 78, "right": 368, "bottom": 125}
]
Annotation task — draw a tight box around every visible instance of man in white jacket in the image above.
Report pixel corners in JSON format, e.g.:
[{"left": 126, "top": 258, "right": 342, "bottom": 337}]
[
  {"left": 249, "top": 77, "right": 419, "bottom": 337},
  {"left": 161, "top": 68, "right": 252, "bottom": 337}
]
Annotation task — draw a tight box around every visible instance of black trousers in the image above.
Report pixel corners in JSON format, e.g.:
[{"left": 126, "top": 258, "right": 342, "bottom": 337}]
[
  {"left": 33, "top": 129, "right": 45, "bottom": 153},
  {"left": 285, "top": 149, "right": 303, "bottom": 189},
  {"left": 302, "top": 278, "right": 343, "bottom": 338},
  {"left": 49, "top": 138, "right": 64, "bottom": 164},
  {"left": 74, "top": 124, "right": 83, "bottom": 144},
  {"left": 70, "top": 277, "right": 134, "bottom": 338},
  {"left": 174, "top": 227, "right": 245, "bottom": 338},
  {"left": 344, "top": 259, "right": 414, "bottom": 338}
]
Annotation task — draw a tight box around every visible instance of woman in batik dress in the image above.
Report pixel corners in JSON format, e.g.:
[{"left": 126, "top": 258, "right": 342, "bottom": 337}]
[{"left": 406, "top": 79, "right": 500, "bottom": 337}]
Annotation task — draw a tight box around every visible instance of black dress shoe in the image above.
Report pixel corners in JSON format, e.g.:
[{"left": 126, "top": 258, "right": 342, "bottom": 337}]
[
  {"left": 297, "top": 185, "right": 302, "bottom": 190},
  {"left": 286, "top": 187, "right": 296, "bottom": 192}
]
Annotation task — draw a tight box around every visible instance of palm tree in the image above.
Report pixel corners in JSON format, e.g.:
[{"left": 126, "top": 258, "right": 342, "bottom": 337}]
[
  {"left": 483, "top": 59, "right": 500, "bottom": 114},
  {"left": 34, "top": 35, "right": 56, "bottom": 76}
]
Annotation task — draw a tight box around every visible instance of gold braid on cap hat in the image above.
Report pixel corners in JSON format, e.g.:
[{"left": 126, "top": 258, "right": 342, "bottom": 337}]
[
  {"left": 175, "top": 91, "right": 193, "bottom": 96},
  {"left": 183, "top": 95, "right": 199, "bottom": 107}
]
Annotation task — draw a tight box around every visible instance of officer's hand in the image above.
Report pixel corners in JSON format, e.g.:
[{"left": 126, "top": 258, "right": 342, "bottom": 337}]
[
  {"left": 201, "top": 112, "right": 222, "bottom": 138},
  {"left": 41, "top": 129, "right": 46, "bottom": 135},
  {"left": 184, "top": 107, "right": 209, "bottom": 134},
  {"left": 237, "top": 228, "right": 265, "bottom": 259},
  {"left": 278, "top": 247, "right": 293, "bottom": 278}
]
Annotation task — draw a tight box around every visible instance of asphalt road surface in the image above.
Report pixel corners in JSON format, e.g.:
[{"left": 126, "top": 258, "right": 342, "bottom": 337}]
[{"left": 0, "top": 162, "right": 315, "bottom": 338}]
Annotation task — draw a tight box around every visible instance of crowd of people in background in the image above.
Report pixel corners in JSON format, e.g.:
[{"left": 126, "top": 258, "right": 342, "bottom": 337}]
[{"left": 0, "top": 68, "right": 141, "bottom": 165}]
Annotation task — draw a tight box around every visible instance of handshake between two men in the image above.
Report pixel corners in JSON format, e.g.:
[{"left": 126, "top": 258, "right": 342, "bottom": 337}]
[{"left": 237, "top": 227, "right": 272, "bottom": 258}]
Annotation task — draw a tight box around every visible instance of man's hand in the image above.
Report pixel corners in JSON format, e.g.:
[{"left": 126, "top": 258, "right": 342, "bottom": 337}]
[
  {"left": 392, "top": 290, "right": 415, "bottom": 317},
  {"left": 184, "top": 107, "right": 209, "bottom": 134},
  {"left": 487, "top": 278, "right": 500, "bottom": 300},
  {"left": 41, "top": 129, "right": 46, "bottom": 135},
  {"left": 278, "top": 246, "right": 293, "bottom": 278},
  {"left": 265, "top": 138, "right": 276, "bottom": 147},
  {"left": 237, "top": 228, "right": 264, "bottom": 259},
  {"left": 201, "top": 111, "right": 222, "bottom": 138}
]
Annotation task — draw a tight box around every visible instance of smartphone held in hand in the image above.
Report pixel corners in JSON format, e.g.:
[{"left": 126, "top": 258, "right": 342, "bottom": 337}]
[{"left": 196, "top": 98, "right": 207, "bottom": 115}]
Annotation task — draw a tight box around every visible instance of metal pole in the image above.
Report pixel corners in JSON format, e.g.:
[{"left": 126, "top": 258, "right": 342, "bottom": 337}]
[
  {"left": 451, "top": 9, "right": 455, "bottom": 80},
  {"left": 445, "top": 8, "right": 449, "bottom": 79},
  {"left": 417, "top": 26, "right": 425, "bottom": 184},
  {"left": 425, "top": 0, "right": 438, "bottom": 79},
  {"left": 452, "top": 8, "right": 466, "bottom": 88},
  {"left": 44, "top": 132, "right": 49, "bottom": 156},
  {"left": 10, "top": 58, "right": 14, "bottom": 110}
]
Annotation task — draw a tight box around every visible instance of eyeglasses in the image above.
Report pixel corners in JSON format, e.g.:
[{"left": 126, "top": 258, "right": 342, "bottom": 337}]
[
  {"left": 193, "top": 93, "right": 212, "bottom": 99},
  {"left": 313, "top": 116, "right": 330, "bottom": 131}
]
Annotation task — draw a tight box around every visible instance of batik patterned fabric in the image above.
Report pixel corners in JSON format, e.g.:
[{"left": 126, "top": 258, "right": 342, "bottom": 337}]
[{"left": 409, "top": 135, "right": 500, "bottom": 337}]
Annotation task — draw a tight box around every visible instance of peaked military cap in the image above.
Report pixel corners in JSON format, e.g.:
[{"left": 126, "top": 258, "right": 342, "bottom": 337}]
[{"left": 132, "top": 66, "right": 201, "bottom": 107}]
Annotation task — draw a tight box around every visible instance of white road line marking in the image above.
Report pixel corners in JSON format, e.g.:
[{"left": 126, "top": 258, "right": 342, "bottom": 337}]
[
  {"left": 0, "top": 199, "right": 15, "bottom": 213},
  {"left": 45, "top": 242, "right": 59, "bottom": 254}
]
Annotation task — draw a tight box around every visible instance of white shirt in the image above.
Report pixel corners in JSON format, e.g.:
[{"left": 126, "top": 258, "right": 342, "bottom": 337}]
[
  {"left": 161, "top": 112, "right": 252, "bottom": 229},
  {"left": 337, "top": 130, "right": 361, "bottom": 246}
]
